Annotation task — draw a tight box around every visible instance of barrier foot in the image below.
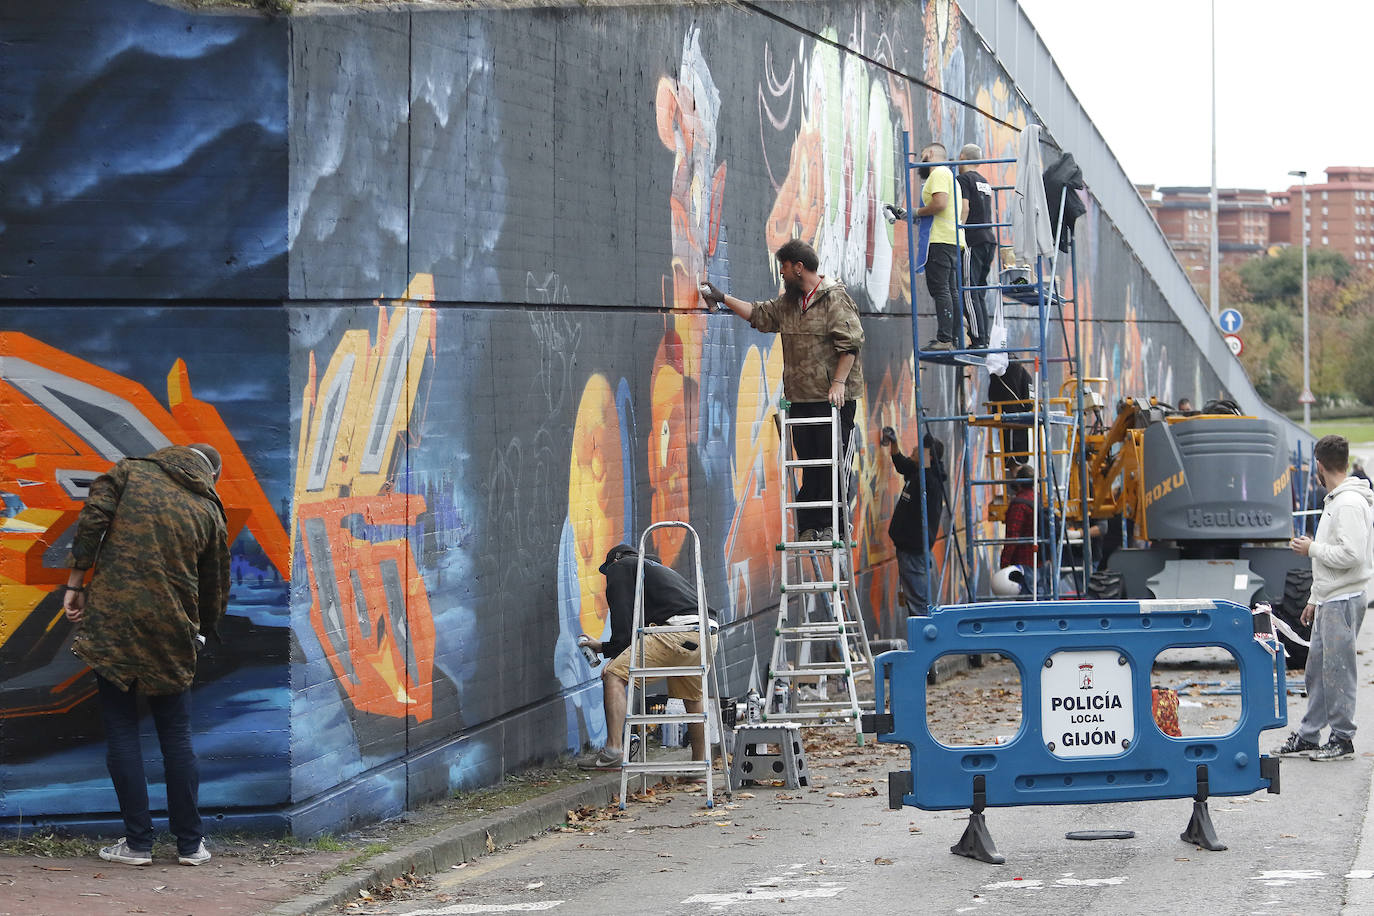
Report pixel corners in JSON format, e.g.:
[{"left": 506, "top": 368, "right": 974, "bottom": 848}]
[
  {"left": 1180, "top": 799, "right": 1228, "bottom": 851},
  {"left": 952, "top": 811, "right": 1005, "bottom": 865}
]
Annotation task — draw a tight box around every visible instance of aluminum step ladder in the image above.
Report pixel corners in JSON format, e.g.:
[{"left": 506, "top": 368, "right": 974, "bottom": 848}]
[
  {"left": 619, "top": 521, "right": 732, "bottom": 808},
  {"left": 764, "top": 402, "right": 873, "bottom": 741}
]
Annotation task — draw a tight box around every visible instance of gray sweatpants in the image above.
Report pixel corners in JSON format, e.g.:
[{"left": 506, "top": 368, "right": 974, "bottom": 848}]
[{"left": 1298, "top": 593, "right": 1366, "bottom": 743}]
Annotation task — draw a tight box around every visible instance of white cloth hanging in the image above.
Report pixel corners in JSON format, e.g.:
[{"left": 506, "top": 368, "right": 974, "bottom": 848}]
[
  {"left": 1012, "top": 124, "right": 1054, "bottom": 265},
  {"left": 984, "top": 293, "right": 1009, "bottom": 376}
]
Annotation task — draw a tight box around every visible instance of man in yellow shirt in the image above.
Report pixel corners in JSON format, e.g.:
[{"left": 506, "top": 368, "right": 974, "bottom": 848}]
[{"left": 915, "top": 142, "right": 963, "bottom": 351}]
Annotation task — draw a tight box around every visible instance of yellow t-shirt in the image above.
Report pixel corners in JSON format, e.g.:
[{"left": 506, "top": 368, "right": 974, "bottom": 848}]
[{"left": 921, "top": 165, "right": 964, "bottom": 247}]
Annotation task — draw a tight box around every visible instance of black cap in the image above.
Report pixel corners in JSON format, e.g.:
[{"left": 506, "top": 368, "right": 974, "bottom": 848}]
[{"left": 599, "top": 543, "right": 635, "bottom": 574}]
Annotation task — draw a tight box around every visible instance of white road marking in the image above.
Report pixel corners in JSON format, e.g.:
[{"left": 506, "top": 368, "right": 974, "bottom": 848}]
[
  {"left": 1347, "top": 870, "right": 1374, "bottom": 879},
  {"left": 395, "top": 902, "right": 563, "bottom": 915},
  {"left": 683, "top": 887, "right": 845, "bottom": 906},
  {"left": 983, "top": 876, "right": 1126, "bottom": 890},
  {"left": 1249, "top": 869, "right": 1325, "bottom": 886}
]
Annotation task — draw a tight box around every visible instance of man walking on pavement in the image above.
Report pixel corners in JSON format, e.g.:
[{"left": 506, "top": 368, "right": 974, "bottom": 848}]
[
  {"left": 1275, "top": 434, "right": 1373, "bottom": 762},
  {"left": 882, "top": 426, "right": 946, "bottom": 615},
  {"left": 700, "top": 238, "right": 865, "bottom": 542},
  {"left": 62, "top": 444, "right": 230, "bottom": 866},
  {"left": 577, "top": 544, "right": 718, "bottom": 771},
  {"left": 915, "top": 141, "right": 963, "bottom": 351},
  {"left": 957, "top": 143, "right": 996, "bottom": 349}
]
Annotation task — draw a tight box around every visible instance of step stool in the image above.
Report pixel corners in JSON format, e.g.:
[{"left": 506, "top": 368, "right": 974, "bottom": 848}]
[{"left": 730, "top": 723, "right": 810, "bottom": 789}]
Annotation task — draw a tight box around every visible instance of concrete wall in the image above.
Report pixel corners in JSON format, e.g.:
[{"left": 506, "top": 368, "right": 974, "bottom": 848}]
[{"left": 1, "top": 0, "right": 1239, "bottom": 834}]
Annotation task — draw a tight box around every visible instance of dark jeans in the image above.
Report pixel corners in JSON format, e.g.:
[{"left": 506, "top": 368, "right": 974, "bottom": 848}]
[
  {"left": 965, "top": 242, "right": 996, "bottom": 345},
  {"left": 96, "top": 674, "right": 203, "bottom": 856},
  {"left": 896, "top": 548, "right": 930, "bottom": 616},
  {"left": 925, "top": 243, "right": 960, "bottom": 342},
  {"left": 790, "top": 399, "right": 857, "bottom": 535}
]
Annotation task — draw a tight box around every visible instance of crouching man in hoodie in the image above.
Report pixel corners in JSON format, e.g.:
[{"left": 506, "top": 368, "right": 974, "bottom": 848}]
[{"left": 1275, "top": 435, "right": 1374, "bottom": 762}]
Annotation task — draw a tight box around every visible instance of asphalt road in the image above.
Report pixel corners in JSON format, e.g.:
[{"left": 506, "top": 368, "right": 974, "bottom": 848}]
[{"left": 360, "top": 632, "right": 1374, "bottom": 916}]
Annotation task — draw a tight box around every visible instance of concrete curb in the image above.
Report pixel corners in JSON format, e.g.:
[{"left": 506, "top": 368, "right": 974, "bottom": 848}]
[{"left": 265, "top": 773, "right": 623, "bottom": 916}]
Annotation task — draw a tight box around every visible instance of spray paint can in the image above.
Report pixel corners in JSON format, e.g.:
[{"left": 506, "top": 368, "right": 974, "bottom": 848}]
[
  {"left": 745, "top": 688, "right": 762, "bottom": 725},
  {"left": 577, "top": 635, "right": 601, "bottom": 668}
]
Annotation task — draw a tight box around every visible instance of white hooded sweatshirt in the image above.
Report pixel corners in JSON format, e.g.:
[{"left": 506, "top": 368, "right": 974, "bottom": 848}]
[{"left": 1308, "top": 474, "right": 1374, "bottom": 606}]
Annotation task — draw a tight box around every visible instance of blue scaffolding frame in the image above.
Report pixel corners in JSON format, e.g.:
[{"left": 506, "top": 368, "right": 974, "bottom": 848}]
[{"left": 897, "top": 131, "right": 1090, "bottom": 606}]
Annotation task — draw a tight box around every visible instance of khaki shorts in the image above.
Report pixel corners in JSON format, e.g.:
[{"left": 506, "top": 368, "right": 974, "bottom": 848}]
[{"left": 605, "top": 631, "right": 718, "bottom": 701}]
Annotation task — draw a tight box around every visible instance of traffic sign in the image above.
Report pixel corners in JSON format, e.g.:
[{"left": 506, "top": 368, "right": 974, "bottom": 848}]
[
  {"left": 1219, "top": 308, "right": 1244, "bottom": 334},
  {"left": 1299, "top": 389, "right": 1316, "bottom": 405},
  {"left": 1224, "top": 334, "right": 1243, "bottom": 356}
]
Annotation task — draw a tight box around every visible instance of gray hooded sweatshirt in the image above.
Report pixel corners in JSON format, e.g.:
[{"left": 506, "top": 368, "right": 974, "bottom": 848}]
[{"left": 1308, "top": 475, "right": 1374, "bottom": 606}]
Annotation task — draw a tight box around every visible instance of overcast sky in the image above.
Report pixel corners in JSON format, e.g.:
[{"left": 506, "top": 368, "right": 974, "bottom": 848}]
[{"left": 1016, "top": 0, "right": 1372, "bottom": 192}]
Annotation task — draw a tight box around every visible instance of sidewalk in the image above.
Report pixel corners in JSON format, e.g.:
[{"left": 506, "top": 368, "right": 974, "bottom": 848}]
[{"left": 0, "top": 767, "right": 626, "bottom": 916}]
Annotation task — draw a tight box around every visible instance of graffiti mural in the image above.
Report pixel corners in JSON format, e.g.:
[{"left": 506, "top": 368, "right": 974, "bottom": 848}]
[
  {"left": 3, "top": 0, "right": 1243, "bottom": 833},
  {"left": 0, "top": 314, "right": 292, "bottom": 817}
]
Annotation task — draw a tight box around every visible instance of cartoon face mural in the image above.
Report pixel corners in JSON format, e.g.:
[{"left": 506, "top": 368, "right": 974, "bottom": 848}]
[
  {"left": 567, "top": 373, "right": 629, "bottom": 640},
  {"left": 761, "top": 27, "right": 906, "bottom": 310}
]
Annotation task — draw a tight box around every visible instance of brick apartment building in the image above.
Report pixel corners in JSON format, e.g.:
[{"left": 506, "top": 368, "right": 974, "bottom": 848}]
[{"left": 1139, "top": 166, "right": 1374, "bottom": 286}]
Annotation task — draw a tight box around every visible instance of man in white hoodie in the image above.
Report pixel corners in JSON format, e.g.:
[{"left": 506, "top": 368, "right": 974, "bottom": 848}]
[{"left": 1274, "top": 435, "right": 1374, "bottom": 762}]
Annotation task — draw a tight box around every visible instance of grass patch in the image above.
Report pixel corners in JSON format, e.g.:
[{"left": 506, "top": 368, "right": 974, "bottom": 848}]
[
  {"left": 1309, "top": 417, "right": 1374, "bottom": 444},
  {"left": 311, "top": 833, "right": 348, "bottom": 852},
  {"left": 319, "top": 841, "right": 392, "bottom": 881},
  {"left": 450, "top": 765, "right": 590, "bottom": 815},
  {"left": 0, "top": 831, "right": 99, "bottom": 859}
]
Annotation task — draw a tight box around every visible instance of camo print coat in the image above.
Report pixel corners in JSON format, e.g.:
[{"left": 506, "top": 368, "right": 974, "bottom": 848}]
[
  {"left": 748, "top": 279, "right": 865, "bottom": 403},
  {"left": 69, "top": 446, "right": 230, "bottom": 695}
]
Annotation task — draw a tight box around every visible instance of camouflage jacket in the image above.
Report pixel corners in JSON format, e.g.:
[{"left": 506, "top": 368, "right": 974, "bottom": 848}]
[
  {"left": 69, "top": 446, "right": 230, "bottom": 695},
  {"left": 749, "top": 279, "right": 865, "bottom": 403}
]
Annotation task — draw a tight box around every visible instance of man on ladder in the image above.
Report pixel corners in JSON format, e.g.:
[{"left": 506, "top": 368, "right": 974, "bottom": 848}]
[
  {"left": 576, "top": 543, "right": 719, "bottom": 771},
  {"left": 699, "top": 238, "right": 865, "bottom": 541}
]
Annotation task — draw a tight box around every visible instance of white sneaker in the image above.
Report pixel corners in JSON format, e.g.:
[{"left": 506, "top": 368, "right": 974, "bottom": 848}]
[
  {"left": 99, "top": 838, "right": 152, "bottom": 866},
  {"left": 178, "top": 840, "right": 212, "bottom": 866}
]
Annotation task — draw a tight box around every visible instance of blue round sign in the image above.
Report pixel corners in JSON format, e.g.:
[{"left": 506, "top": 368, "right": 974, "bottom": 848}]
[{"left": 1219, "top": 308, "right": 1244, "bottom": 334}]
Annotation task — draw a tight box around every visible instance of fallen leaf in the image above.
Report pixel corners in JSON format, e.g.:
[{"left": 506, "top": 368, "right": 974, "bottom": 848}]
[
  {"left": 909, "top": 826, "right": 922, "bottom": 834},
  {"left": 526, "top": 881, "right": 544, "bottom": 890},
  {"left": 658, "top": 852, "right": 673, "bottom": 858},
  {"left": 1281, "top": 833, "right": 1297, "bottom": 839},
  {"left": 747, "top": 834, "right": 764, "bottom": 840},
  {"left": 874, "top": 857, "right": 894, "bottom": 865},
  {"left": 31, "top": 866, "right": 72, "bottom": 872},
  {"left": 714, "top": 821, "right": 733, "bottom": 826}
]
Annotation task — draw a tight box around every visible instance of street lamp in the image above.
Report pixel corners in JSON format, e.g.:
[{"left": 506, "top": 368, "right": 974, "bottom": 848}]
[{"left": 1288, "top": 169, "right": 1310, "bottom": 430}]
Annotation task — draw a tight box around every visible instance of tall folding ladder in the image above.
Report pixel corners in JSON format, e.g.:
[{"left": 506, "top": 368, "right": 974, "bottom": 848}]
[
  {"left": 619, "top": 521, "right": 732, "bottom": 808},
  {"left": 763, "top": 402, "right": 873, "bottom": 741}
]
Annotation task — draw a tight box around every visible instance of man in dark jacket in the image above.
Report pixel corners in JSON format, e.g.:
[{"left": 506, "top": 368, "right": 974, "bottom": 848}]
[
  {"left": 62, "top": 445, "right": 230, "bottom": 868},
  {"left": 883, "top": 428, "right": 946, "bottom": 615},
  {"left": 957, "top": 143, "right": 996, "bottom": 349},
  {"left": 577, "top": 544, "right": 717, "bottom": 771}
]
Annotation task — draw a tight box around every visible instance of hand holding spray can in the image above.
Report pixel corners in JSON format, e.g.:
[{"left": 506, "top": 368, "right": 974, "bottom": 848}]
[{"left": 577, "top": 635, "right": 601, "bottom": 668}]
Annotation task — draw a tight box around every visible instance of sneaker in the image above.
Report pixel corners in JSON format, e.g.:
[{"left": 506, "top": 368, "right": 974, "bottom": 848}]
[
  {"left": 576, "top": 747, "right": 623, "bottom": 770},
  {"left": 99, "top": 838, "right": 152, "bottom": 866},
  {"left": 178, "top": 840, "right": 212, "bottom": 866},
  {"left": 1272, "top": 731, "right": 1320, "bottom": 757},
  {"left": 628, "top": 732, "right": 643, "bottom": 762},
  {"left": 797, "top": 528, "right": 820, "bottom": 544},
  {"left": 924, "top": 339, "right": 954, "bottom": 352},
  {"left": 816, "top": 527, "right": 835, "bottom": 544},
  {"left": 1310, "top": 736, "right": 1355, "bottom": 762}
]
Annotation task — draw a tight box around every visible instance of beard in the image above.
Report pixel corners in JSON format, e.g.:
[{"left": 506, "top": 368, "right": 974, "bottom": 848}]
[
  {"left": 782, "top": 274, "right": 806, "bottom": 296},
  {"left": 918, "top": 165, "right": 931, "bottom": 180}
]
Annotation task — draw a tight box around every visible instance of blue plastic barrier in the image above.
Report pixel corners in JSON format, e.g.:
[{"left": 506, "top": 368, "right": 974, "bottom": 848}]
[{"left": 865, "top": 599, "right": 1286, "bottom": 863}]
